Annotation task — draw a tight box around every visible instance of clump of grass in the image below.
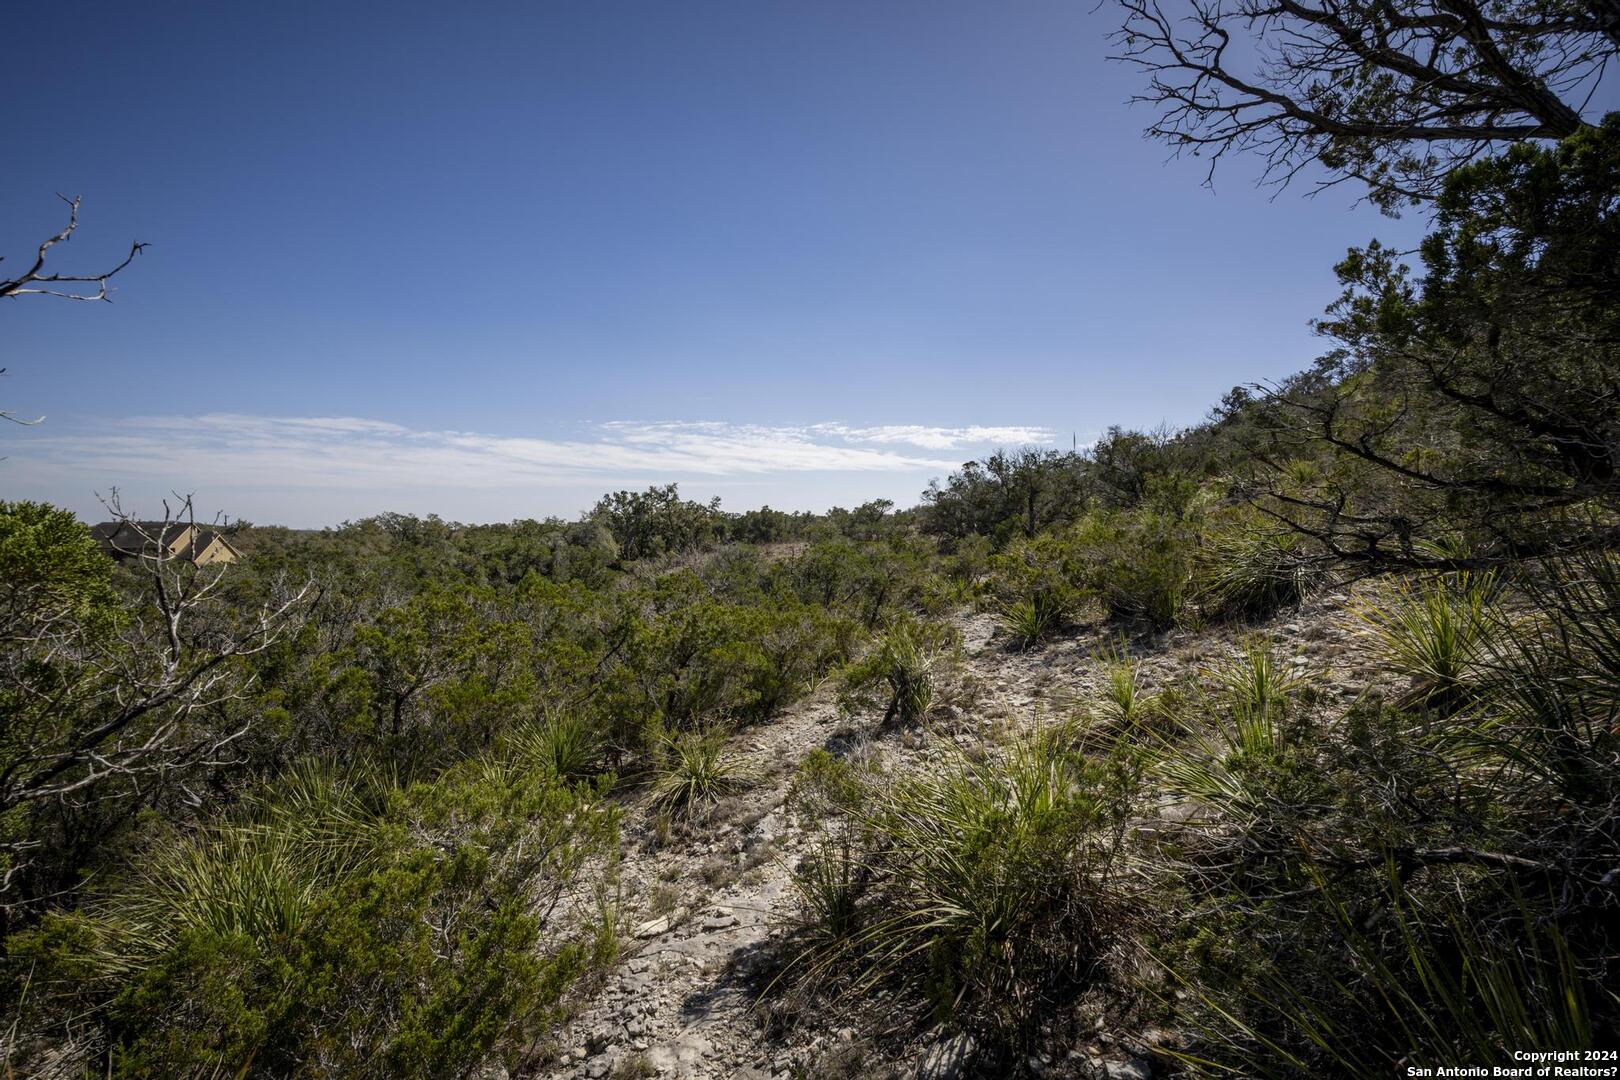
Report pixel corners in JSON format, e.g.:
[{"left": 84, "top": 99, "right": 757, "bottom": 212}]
[
  {"left": 92, "top": 827, "right": 328, "bottom": 975},
  {"left": 610, "top": 1053, "right": 658, "bottom": 1080},
  {"left": 1147, "top": 645, "right": 1307, "bottom": 823},
  {"left": 73, "top": 762, "right": 386, "bottom": 973},
  {"left": 68, "top": 764, "right": 383, "bottom": 979},
  {"left": 1195, "top": 520, "right": 1311, "bottom": 622},
  {"left": 508, "top": 711, "right": 605, "bottom": 781},
  {"left": 648, "top": 882, "right": 681, "bottom": 917},
  {"left": 1357, "top": 573, "right": 1500, "bottom": 708},
  {"left": 791, "top": 830, "right": 866, "bottom": 949},
  {"left": 1169, "top": 877, "right": 1603, "bottom": 1075},
  {"left": 649, "top": 729, "right": 749, "bottom": 818}
]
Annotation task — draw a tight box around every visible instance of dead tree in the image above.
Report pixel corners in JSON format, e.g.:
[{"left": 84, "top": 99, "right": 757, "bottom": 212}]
[
  {"left": 1111, "top": 0, "right": 1616, "bottom": 209},
  {"left": 0, "top": 494, "right": 309, "bottom": 906}
]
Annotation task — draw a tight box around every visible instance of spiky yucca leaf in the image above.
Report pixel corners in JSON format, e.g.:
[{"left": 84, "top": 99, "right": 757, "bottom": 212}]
[
  {"left": 508, "top": 711, "right": 605, "bottom": 781},
  {"left": 1000, "top": 591, "right": 1068, "bottom": 650},
  {"left": 1092, "top": 637, "right": 1143, "bottom": 727},
  {"left": 1166, "top": 876, "right": 1605, "bottom": 1075},
  {"left": 1207, "top": 637, "right": 1301, "bottom": 718},
  {"left": 1357, "top": 573, "right": 1501, "bottom": 708},
  {"left": 649, "top": 730, "right": 749, "bottom": 818}
]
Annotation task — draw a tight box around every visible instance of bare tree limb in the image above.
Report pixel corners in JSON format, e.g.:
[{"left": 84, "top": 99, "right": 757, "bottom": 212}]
[{"left": 1, "top": 195, "right": 146, "bottom": 303}]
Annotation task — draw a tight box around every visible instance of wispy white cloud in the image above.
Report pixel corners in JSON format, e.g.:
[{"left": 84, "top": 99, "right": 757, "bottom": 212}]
[
  {"left": 8, "top": 416, "right": 1056, "bottom": 503},
  {"left": 807, "top": 423, "right": 1055, "bottom": 450}
]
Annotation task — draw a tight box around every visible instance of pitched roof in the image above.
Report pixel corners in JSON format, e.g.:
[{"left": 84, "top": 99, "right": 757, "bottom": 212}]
[{"left": 90, "top": 521, "right": 240, "bottom": 561}]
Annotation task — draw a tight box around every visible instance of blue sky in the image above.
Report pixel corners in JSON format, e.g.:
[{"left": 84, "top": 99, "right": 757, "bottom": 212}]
[{"left": 0, "top": 1, "right": 1471, "bottom": 524}]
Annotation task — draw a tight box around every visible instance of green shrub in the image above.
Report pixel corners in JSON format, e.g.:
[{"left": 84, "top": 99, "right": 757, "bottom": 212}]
[
  {"left": 624, "top": 574, "right": 855, "bottom": 739},
  {"left": 790, "top": 830, "right": 867, "bottom": 953},
  {"left": 733, "top": 601, "right": 859, "bottom": 723},
  {"left": 1072, "top": 510, "right": 1196, "bottom": 630},
  {"left": 988, "top": 531, "right": 1083, "bottom": 646},
  {"left": 6, "top": 767, "right": 618, "bottom": 1079},
  {"left": 1208, "top": 637, "right": 1301, "bottom": 719},
  {"left": 789, "top": 748, "right": 871, "bottom": 820}
]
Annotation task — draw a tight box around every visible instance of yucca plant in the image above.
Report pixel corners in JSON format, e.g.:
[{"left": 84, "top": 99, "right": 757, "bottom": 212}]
[
  {"left": 783, "top": 733, "right": 1129, "bottom": 1044},
  {"left": 1150, "top": 706, "right": 1285, "bottom": 823},
  {"left": 1167, "top": 877, "right": 1608, "bottom": 1075},
  {"left": 1093, "top": 637, "right": 1143, "bottom": 728},
  {"left": 76, "top": 826, "right": 334, "bottom": 979},
  {"left": 1357, "top": 573, "right": 1500, "bottom": 709},
  {"left": 244, "top": 758, "right": 389, "bottom": 851},
  {"left": 649, "top": 729, "right": 749, "bottom": 818},
  {"left": 1195, "top": 523, "right": 1311, "bottom": 622},
  {"left": 791, "top": 828, "right": 867, "bottom": 953},
  {"left": 507, "top": 710, "right": 605, "bottom": 781},
  {"left": 878, "top": 620, "right": 937, "bottom": 726},
  {"left": 1207, "top": 637, "right": 1301, "bottom": 719},
  {"left": 1000, "top": 590, "right": 1067, "bottom": 650},
  {"left": 1146, "top": 650, "right": 1302, "bottom": 829},
  {"left": 841, "top": 616, "right": 945, "bottom": 726}
]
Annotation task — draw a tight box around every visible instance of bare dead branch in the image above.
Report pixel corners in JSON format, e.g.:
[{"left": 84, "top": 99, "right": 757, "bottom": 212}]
[
  {"left": 1, "top": 195, "right": 146, "bottom": 303},
  {"left": 1110, "top": 0, "right": 1614, "bottom": 208}
]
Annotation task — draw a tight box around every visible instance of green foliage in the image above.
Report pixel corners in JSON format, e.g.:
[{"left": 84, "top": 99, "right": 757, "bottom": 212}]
[
  {"left": 7, "top": 766, "right": 618, "bottom": 1078},
  {"left": 791, "top": 829, "right": 867, "bottom": 952},
  {"left": 1247, "top": 119, "right": 1620, "bottom": 568},
  {"left": 999, "top": 593, "right": 1068, "bottom": 650},
  {"left": 1208, "top": 637, "right": 1301, "bottom": 720},
  {"left": 505, "top": 711, "right": 606, "bottom": 782},
  {"left": 590, "top": 483, "right": 721, "bottom": 563},
  {"left": 788, "top": 749, "right": 870, "bottom": 820},
  {"left": 0, "top": 500, "right": 120, "bottom": 640},
  {"left": 1092, "top": 638, "right": 1144, "bottom": 729},
  {"left": 920, "top": 448, "right": 1088, "bottom": 543},
  {"left": 988, "top": 531, "right": 1083, "bottom": 646},
  {"left": 1142, "top": 551, "right": 1620, "bottom": 1071},
  {"left": 1071, "top": 509, "right": 1196, "bottom": 630},
  {"left": 839, "top": 616, "right": 949, "bottom": 726},
  {"left": 783, "top": 733, "right": 1134, "bottom": 1046},
  {"left": 1171, "top": 879, "right": 1607, "bottom": 1076},
  {"left": 1192, "top": 507, "right": 1311, "bottom": 622},
  {"left": 785, "top": 536, "right": 932, "bottom": 627},
  {"left": 1357, "top": 573, "right": 1499, "bottom": 708},
  {"left": 624, "top": 571, "right": 855, "bottom": 735}
]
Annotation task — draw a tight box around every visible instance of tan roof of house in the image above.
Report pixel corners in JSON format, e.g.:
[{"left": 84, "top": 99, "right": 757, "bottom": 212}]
[{"left": 90, "top": 521, "right": 241, "bottom": 561}]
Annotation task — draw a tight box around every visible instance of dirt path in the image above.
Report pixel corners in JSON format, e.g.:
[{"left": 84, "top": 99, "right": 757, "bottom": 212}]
[{"left": 530, "top": 671, "right": 846, "bottom": 1080}]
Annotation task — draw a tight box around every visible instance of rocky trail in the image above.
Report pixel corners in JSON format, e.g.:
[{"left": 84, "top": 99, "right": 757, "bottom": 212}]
[{"left": 527, "top": 593, "right": 1381, "bottom": 1080}]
